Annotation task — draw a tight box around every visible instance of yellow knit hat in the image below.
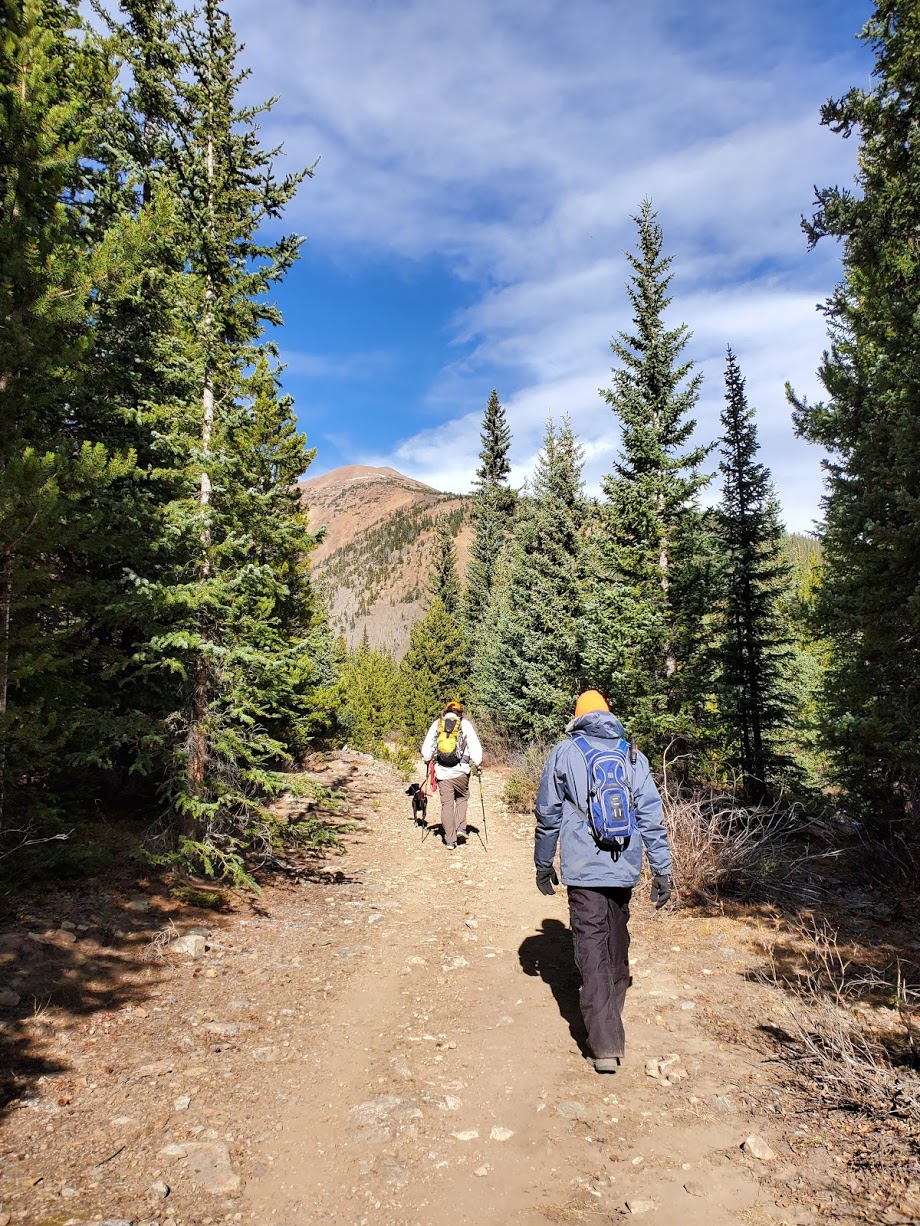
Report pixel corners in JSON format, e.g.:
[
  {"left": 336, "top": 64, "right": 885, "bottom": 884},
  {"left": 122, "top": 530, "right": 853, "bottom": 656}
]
[{"left": 574, "top": 689, "right": 610, "bottom": 717}]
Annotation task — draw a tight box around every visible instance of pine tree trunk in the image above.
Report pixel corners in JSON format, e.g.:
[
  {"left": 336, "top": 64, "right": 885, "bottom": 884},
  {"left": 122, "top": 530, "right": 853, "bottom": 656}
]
[
  {"left": 185, "top": 359, "right": 214, "bottom": 816},
  {"left": 0, "top": 556, "right": 12, "bottom": 824},
  {"left": 185, "top": 107, "right": 216, "bottom": 818}
]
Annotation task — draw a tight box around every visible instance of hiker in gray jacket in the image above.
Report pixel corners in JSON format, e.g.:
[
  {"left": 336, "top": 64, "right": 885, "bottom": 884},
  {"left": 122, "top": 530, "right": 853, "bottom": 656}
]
[{"left": 534, "top": 690, "right": 672, "bottom": 1073}]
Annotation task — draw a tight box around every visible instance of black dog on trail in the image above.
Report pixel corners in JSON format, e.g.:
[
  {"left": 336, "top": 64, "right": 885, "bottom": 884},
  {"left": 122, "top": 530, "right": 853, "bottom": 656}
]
[{"left": 405, "top": 782, "right": 428, "bottom": 826}]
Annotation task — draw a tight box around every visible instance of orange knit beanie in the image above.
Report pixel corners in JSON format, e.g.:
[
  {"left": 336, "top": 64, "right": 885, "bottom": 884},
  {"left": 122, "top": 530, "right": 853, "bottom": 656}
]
[{"left": 574, "top": 689, "right": 610, "bottom": 717}]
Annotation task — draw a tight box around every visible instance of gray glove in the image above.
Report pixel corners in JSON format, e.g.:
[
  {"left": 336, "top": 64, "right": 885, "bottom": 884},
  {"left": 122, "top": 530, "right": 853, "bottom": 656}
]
[
  {"left": 650, "top": 873, "right": 672, "bottom": 908},
  {"left": 536, "top": 866, "right": 559, "bottom": 896}
]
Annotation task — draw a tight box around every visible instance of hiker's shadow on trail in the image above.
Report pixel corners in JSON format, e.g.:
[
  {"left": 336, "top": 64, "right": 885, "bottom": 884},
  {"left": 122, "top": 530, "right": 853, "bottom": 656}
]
[{"left": 518, "top": 919, "right": 589, "bottom": 1057}]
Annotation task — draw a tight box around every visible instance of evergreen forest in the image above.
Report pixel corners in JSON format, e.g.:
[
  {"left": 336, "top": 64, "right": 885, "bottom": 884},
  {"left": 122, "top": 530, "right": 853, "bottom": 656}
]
[{"left": 4, "top": 0, "right": 920, "bottom": 888}]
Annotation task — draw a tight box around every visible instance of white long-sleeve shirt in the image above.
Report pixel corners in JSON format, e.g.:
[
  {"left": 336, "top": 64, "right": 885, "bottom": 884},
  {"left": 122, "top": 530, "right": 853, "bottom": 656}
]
[{"left": 421, "top": 716, "right": 483, "bottom": 782}]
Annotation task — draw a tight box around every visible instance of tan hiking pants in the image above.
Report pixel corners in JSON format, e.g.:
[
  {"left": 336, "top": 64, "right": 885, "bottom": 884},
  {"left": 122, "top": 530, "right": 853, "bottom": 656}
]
[{"left": 438, "top": 775, "right": 470, "bottom": 844}]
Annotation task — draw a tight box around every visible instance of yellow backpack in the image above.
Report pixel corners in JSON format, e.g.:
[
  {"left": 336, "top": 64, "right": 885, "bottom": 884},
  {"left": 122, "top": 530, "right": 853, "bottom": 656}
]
[{"left": 436, "top": 713, "right": 465, "bottom": 767}]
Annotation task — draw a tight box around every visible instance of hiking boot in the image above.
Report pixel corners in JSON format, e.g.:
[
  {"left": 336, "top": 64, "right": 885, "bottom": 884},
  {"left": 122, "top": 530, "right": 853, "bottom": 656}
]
[
  {"left": 593, "top": 1056, "right": 621, "bottom": 1073},
  {"left": 445, "top": 841, "right": 457, "bottom": 850}
]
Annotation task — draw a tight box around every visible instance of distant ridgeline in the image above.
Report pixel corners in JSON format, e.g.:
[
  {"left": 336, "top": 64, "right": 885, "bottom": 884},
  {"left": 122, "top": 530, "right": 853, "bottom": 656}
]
[
  {"left": 300, "top": 465, "right": 472, "bottom": 656},
  {"left": 302, "top": 466, "right": 821, "bottom": 660}
]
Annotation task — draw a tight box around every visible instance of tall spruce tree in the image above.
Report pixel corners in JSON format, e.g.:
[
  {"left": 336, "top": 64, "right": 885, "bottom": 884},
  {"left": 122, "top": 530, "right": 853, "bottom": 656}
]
[
  {"left": 397, "top": 514, "right": 467, "bottom": 742},
  {"left": 473, "top": 417, "right": 585, "bottom": 740},
  {"left": 465, "top": 389, "right": 516, "bottom": 633},
  {"left": 0, "top": 0, "right": 129, "bottom": 820},
  {"left": 584, "top": 200, "right": 714, "bottom": 756},
  {"left": 119, "top": 0, "right": 320, "bottom": 875},
  {"left": 429, "top": 515, "right": 463, "bottom": 611},
  {"left": 714, "top": 348, "right": 793, "bottom": 800},
  {"left": 790, "top": 1, "right": 920, "bottom": 828}
]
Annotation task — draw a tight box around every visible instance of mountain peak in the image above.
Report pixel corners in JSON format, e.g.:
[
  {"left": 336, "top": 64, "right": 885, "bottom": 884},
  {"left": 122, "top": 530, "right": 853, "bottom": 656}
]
[
  {"left": 300, "top": 464, "right": 471, "bottom": 656},
  {"left": 301, "top": 464, "right": 440, "bottom": 496}
]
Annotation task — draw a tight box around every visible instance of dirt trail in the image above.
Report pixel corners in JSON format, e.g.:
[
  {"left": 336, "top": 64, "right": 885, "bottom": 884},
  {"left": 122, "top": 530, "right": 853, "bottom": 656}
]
[
  {"left": 0, "top": 751, "right": 829, "bottom": 1226},
  {"left": 246, "top": 759, "right": 815, "bottom": 1226}
]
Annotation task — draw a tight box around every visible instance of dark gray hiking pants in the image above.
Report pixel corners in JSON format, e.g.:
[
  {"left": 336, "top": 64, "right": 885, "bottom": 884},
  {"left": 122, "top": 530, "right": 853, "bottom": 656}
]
[
  {"left": 438, "top": 775, "right": 469, "bottom": 844},
  {"left": 567, "top": 886, "right": 632, "bottom": 1058}
]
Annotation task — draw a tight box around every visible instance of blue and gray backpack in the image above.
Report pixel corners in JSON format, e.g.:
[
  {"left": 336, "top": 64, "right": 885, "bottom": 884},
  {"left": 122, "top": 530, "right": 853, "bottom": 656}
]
[{"left": 569, "top": 732, "right": 639, "bottom": 857}]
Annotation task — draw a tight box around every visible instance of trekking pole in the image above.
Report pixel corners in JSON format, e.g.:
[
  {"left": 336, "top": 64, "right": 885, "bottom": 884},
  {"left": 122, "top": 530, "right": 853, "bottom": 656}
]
[{"left": 478, "top": 771, "right": 489, "bottom": 850}]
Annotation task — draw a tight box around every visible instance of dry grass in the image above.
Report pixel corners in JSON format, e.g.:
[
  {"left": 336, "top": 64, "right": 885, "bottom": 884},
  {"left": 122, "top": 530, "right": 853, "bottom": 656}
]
[
  {"left": 759, "top": 919, "right": 920, "bottom": 1125},
  {"left": 143, "top": 920, "right": 180, "bottom": 963}
]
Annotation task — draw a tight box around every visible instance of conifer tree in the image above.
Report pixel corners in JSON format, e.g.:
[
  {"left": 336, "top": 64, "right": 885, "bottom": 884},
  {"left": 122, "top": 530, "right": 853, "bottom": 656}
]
[
  {"left": 584, "top": 200, "right": 714, "bottom": 756},
  {"left": 338, "top": 632, "right": 399, "bottom": 753},
  {"left": 0, "top": 0, "right": 125, "bottom": 818},
  {"left": 465, "top": 389, "right": 516, "bottom": 634},
  {"left": 430, "top": 515, "right": 462, "bottom": 611},
  {"left": 397, "top": 514, "right": 467, "bottom": 742},
  {"left": 473, "top": 417, "right": 586, "bottom": 740},
  {"left": 118, "top": 0, "right": 320, "bottom": 874},
  {"left": 714, "top": 349, "right": 793, "bottom": 799},
  {"left": 790, "top": 1, "right": 920, "bottom": 828}
]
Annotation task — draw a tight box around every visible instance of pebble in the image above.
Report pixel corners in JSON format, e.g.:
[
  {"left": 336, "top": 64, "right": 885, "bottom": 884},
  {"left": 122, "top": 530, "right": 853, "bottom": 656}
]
[
  {"left": 684, "top": 1180, "right": 706, "bottom": 1197},
  {"left": 160, "top": 1144, "right": 188, "bottom": 1158},
  {"left": 626, "top": 1200, "right": 657, "bottom": 1214},
  {"left": 201, "top": 1021, "right": 250, "bottom": 1038},
  {"left": 554, "top": 1100, "right": 588, "bottom": 1120},
  {"left": 174, "top": 1095, "right": 192, "bottom": 1111},
  {"left": 148, "top": 1179, "right": 170, "bottom": 1199},
  {"left": 135, "top": 1060, "right": 173, "bottom": 1078},
  {"left": 451, "top": 1130, "right": 479, "bottom": 1141},
  {"left": 182, "top": 1141, "right": 241, "bottom": 1193},
  {"left": 489, "top": 1127, "right": 514, "bottom": 1141},
  {"left": 251, "top": 1046, "right": 280, "bottom": 1063},
  {"left": 376, "top": 1156, "right": 409, "bottom": 1188},
  {"left": 43, "top": 928, "right": 78, "bottom": 945},
  {"left": 0, "top": 989, "right": 21, "bottom": 1009},
  {"left": 742, "top": 1134, "right": 777, "bottom": 1161},
  {"left": 61, "top": 1187, "right": 79, "bottom": 1197},
  {"left": 367, "top": 914, "right": 384, "bottom": 924},
  {"left": 474, "top": 1164, "right": 490, "bottom": 1177},
  {"left": 170, "top": 934, "right": 206, "bottom": 958}
]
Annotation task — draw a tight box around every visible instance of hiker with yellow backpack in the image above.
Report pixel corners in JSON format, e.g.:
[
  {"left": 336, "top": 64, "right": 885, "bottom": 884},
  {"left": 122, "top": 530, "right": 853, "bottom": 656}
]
[{"left": 421, "top": 701, "right": 483, "bottom": 849}]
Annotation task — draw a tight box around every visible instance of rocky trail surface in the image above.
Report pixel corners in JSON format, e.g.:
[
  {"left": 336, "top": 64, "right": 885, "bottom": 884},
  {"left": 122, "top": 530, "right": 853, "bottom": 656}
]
[{"left": 1, "top": 752, "right": 838, "bottom": 1225}]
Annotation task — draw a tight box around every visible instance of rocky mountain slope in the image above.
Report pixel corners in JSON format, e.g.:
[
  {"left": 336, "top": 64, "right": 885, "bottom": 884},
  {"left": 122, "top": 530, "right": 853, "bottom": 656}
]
[{"left": 301, "top": 465, "right": 472, "bottom": 656}]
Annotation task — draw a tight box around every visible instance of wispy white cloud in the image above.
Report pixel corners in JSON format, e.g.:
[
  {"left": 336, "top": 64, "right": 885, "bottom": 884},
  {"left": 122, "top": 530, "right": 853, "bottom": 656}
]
[
  {"left": 280, "top": 348, "right": 396, "bottom": 380},
  {"left": 228, "top": 0, "right": 868, "bottom": 531}
]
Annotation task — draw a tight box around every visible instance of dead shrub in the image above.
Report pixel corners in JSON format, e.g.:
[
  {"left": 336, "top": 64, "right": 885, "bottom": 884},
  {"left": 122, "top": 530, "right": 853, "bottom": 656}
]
[
  {"left": 662, "top": 784, "right": 805, "bottom": 905},
  {"left": 503, "top": 739, "right": 555, "bottom": 813}
]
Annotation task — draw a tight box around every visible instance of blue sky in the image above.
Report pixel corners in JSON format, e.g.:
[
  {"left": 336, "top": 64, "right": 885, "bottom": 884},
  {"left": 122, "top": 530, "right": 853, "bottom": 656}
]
[{"left": 231, "top": 0, "right": 873, "bottom": 532}]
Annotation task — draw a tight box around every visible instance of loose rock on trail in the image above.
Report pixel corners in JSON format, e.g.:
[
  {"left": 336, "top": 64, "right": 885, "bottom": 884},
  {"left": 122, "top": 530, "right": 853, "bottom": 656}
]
[{"left": 0, "top": 751, "right": 834, "bottom": 1224}]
